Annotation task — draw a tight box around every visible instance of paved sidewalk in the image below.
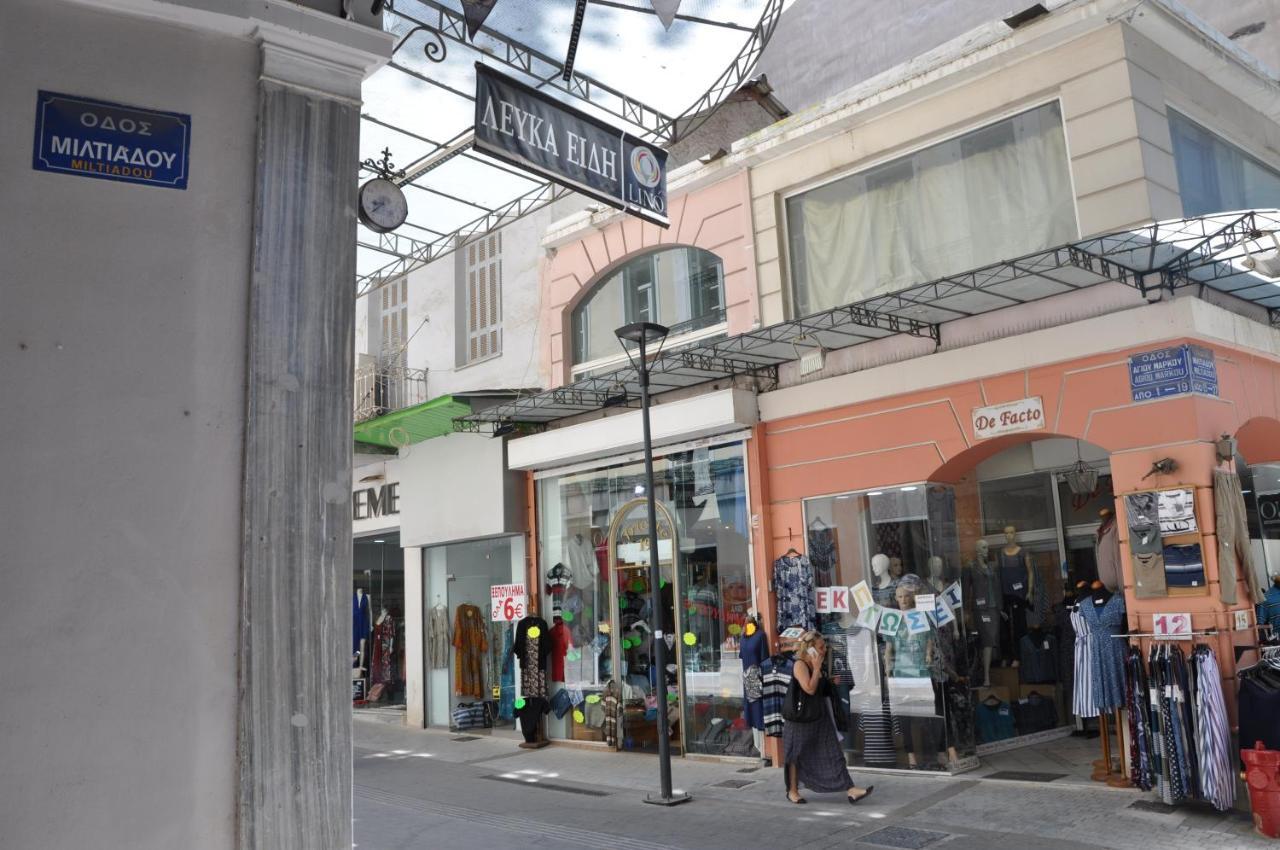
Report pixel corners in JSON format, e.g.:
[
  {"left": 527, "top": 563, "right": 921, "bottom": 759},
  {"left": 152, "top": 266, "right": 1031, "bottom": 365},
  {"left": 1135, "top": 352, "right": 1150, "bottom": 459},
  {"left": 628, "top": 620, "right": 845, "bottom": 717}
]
[{"left": 354, "top": 717, "right": 1269, "bottom": 850}]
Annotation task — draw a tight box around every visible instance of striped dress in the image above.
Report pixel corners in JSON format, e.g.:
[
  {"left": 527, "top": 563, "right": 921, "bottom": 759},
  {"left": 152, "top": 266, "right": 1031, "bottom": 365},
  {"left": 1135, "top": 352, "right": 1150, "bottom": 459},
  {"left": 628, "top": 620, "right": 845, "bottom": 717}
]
[
  {"left": 1192, "top": 646, "right": 1234, "bottom": 811},
  {"left": 1071, "top": 606, "right": 1096, "bottom": 718}
]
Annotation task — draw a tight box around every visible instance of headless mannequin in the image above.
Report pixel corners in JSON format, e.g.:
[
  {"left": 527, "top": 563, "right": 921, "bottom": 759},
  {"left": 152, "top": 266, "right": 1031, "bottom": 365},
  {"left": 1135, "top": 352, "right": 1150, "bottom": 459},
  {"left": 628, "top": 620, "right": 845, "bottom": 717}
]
[
  {"left": 999, "top": 526, "right": 1034, "bottom": 667},
  {"left": 871, "top": 554, "right": 897, "bottom": 608},
  {"left": 927, "top": 556, "right": 946, "bottom": 593}
]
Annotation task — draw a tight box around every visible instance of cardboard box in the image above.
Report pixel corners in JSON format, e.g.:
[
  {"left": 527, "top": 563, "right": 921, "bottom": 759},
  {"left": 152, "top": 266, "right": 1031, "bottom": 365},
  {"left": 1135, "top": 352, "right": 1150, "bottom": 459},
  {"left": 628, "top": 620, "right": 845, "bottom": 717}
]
[
  {"left": 988, "top": 667, "right": 1020, "bottom": 689},
  {"left": 975, "top": 686, "right": 1013, "bottom": 704}
]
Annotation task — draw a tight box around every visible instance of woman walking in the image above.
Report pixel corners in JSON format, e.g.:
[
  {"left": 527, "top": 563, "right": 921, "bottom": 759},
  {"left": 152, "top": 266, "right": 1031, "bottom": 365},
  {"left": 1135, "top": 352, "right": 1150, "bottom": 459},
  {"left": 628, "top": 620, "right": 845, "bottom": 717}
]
[{"left": 784, "top": 630, "right": 874, "bottom": 805}]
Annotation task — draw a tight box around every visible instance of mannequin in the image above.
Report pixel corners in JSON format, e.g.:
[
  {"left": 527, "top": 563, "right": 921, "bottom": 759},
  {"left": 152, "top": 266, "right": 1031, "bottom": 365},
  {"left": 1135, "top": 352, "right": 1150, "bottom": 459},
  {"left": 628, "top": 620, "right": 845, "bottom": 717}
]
[
  {"left": 889, "top": 557, "right": 905, "bottom": 580},
  {"left": 883, "top": 577, "right": 942, "bottom": 770},
  {"left": 926, "top": 556, "right": 946, "bottom": 593},
  {"left": 870, "top": 554, "right": 898, "bottom": 608},
  {"left": 998, "top": 526, "right": 1034, "bottom": 666},
  {"left": 739, "top": 612, "right": 767, "bottom": 759},
  {"left": 967, "top": 540, "right": 1000, "bottom": 686},
  {"left": 1095, "top": 509, "right": 1121, "bottom": 592}
]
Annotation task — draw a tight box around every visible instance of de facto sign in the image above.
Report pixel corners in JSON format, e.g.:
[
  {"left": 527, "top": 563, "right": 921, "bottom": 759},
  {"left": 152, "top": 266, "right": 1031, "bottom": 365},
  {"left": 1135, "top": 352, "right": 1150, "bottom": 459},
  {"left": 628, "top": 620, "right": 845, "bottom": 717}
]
[
  {"left": 473, "top": 64, "right": 669, "bottom": 226},
  {"left": 32, "top": 90, "right": 191, "bottom": 190},
  {"left": 972, "top": 397, "right": 1046, "bottom": 440}
]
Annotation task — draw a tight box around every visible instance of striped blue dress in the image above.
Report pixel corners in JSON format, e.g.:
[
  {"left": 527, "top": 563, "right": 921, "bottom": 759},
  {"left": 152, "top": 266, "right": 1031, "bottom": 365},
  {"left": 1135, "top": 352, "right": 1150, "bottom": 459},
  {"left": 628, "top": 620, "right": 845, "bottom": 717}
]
[
  {"left": 1192, "top": 646, "right": 1234, "bottom": 811},
  {"left": 1080, "top": 594, "right": 1128, "bottom": 713},
  {"left": 1071, "top": 606, "right": 1096, "bottom": 718}
]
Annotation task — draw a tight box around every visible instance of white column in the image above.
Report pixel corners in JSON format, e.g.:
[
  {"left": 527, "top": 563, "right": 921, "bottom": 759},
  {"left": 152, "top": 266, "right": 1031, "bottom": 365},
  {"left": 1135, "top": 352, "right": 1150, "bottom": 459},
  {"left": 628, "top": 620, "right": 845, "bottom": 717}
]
[{"left": 404, "top": 546, "right": 426, "bottom": 727}]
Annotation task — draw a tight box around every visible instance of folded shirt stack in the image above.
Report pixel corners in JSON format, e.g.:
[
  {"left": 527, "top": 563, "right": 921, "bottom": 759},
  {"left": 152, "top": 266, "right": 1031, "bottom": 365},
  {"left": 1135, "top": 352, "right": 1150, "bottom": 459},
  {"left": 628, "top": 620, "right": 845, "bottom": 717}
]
[{"left": 1163, "top": 543, "right": 1205, "bottom": 587}]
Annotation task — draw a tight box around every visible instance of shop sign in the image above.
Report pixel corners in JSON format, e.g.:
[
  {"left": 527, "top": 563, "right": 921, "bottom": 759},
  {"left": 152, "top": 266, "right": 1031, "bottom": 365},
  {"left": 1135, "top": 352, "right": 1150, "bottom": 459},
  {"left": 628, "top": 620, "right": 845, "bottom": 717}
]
[
  {"left": 1152, "top": 612, "right": 1192, "bottom": 640},
  {"left": 1128, "top": 345, "right": 1218, "bottom": 402},
  {"left": 914, "top": 593, "right": 936, "bottom": 613},
  {"left": 353, "top": 482, "right": 399, "bottom": 521},
  {"left": 33, "top": 90, "right": 191, "bottom": 189},
  {"left": 972, "top": 397, "right": 1045, "bottom": 440},
  {"left": 815, "top": 587, "right": 850, "bottom": 614},
  {"left": 474, "top": 65, "right": 669, "bottom": 226},
  {"left": 490, "top": 583, "right": 527, "bottom": 621},
  {"left": 850, "top": 580, "right": 874, "bottom": 612}
]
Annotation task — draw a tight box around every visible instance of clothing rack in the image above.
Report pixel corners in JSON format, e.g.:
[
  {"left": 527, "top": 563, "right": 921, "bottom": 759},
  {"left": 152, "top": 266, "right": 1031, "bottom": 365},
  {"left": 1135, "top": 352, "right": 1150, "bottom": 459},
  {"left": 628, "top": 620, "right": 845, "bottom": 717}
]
[{"left": 1115, "top": 630, "right": 1219, "bottom": 639}]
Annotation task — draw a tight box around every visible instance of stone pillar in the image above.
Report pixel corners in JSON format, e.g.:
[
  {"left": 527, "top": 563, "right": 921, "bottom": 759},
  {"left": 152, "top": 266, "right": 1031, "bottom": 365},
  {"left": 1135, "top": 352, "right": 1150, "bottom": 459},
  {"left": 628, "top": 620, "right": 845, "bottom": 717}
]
[{"left": 237, "top": 33, "right": 371, "bottom": 850}]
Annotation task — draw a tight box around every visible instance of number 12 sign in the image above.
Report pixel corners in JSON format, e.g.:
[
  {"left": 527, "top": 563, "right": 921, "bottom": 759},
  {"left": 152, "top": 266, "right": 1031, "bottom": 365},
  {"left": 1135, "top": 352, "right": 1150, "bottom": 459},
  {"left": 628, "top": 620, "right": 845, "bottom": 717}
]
[
  {"left": 491, "top": 583, "right": 527, "bottom": 622},
  {"left": 1152, "top": 612, "right": 1192, "bottom": 640}
]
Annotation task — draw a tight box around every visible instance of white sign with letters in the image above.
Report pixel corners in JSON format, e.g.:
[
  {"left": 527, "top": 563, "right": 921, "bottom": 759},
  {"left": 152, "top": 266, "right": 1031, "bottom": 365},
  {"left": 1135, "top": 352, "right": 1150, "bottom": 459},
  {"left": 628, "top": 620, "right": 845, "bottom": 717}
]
[
  {"left": 815, "top": 586, "right": 850, "bottom": 614},
  {"left": 1152, "top": 612, "right": 1192, "bottom": 640},
  {"left": 972, "top": 397, "right": 1045, "bottom": 440},
  {"left": 490, "top": 583, "right": 527, "bottom": 622}
]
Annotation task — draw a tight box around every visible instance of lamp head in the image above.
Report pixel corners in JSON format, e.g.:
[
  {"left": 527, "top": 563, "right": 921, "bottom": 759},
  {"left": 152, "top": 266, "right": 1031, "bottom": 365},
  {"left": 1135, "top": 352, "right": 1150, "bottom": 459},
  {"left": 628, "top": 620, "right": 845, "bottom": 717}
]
[{"left": 615, "top": 322, "right": 669, "bottom": 346}]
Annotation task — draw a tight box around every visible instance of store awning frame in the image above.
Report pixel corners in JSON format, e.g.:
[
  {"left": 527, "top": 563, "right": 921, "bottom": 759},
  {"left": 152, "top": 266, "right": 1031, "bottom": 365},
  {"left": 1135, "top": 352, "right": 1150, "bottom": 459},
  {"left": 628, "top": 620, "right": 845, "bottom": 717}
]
[
  {"left": 454, "top": 209, "right": 1280, "bottom": 433},
  {"left": 356, "top": 0, "right": 786, "bottom": 298}
]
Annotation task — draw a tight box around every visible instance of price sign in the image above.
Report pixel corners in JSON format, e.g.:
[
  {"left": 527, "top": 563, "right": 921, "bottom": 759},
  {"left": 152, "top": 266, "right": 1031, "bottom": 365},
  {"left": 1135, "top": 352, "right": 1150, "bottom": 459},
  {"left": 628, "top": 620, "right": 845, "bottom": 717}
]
[
  {"left": 490, "top": 583, "right": 527, "bottom": 622},
  {"left": 1152, "top": 612, "right": 1192, "bottom": 640}
]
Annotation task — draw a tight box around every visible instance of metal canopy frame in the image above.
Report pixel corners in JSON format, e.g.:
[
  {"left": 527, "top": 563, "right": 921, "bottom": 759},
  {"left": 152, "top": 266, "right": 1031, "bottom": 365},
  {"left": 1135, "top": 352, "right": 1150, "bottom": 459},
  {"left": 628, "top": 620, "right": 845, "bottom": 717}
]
[
  {"left": 455, "top": 210, "right": 1280, "bottom": 432},
  {"left": 356, "top": 0, "right": 785, "bottom": 298}
]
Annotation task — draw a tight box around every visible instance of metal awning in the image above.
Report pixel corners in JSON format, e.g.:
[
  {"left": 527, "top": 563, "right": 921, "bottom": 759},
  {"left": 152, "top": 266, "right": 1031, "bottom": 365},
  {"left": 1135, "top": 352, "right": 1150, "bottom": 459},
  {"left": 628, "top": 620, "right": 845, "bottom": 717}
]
[
  {"left": 357, "top": 0, "right": 785, "bottom": 298},
  {"left": 355, "top": 394, "right": 472, "bottom": 447},
  {"left": 455, "top": 210, "right": 1280, "bottom": 431}
]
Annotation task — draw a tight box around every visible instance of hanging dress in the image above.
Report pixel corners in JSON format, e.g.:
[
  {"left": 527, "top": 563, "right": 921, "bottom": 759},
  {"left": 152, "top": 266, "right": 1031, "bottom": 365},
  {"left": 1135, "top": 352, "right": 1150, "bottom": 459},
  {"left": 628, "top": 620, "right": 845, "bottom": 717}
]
[
  {"left": 1070, "top": 606, "right": 1096, "bottom": 718},
  {"left": 1080, "top": 594, "right": 1127, "bottom": 714}
]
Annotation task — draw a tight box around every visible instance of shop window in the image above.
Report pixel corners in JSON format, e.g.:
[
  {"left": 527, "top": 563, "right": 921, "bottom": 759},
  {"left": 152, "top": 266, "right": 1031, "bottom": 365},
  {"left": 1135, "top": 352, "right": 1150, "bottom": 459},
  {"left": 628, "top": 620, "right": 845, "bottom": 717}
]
[
  {"left": 536, "top": 441, "right": 752, "bottom": 756},
  {"left": 803, "top": 484, "right": 974, "bottom": 771},
  {"left": 1056, "top": 474, "right": 1114, "bottom": 528},
  {"left": 1168, "top": 110, "right": 1280, "bottom": 217},
  {"left": 979, "top": 473, "right": 1057, "bottom": 536},
  {"left": 785, "top": 101, "right": 1075, "bottom": 315},
  {"left": 353, "top": 535, "right": 406, "bottom": 709},
  {"left": 570, "top": 247, "right": 726, "bottom": 369},
  {"left": 423, "top": 536, "right": 524, "bottom": 730}
]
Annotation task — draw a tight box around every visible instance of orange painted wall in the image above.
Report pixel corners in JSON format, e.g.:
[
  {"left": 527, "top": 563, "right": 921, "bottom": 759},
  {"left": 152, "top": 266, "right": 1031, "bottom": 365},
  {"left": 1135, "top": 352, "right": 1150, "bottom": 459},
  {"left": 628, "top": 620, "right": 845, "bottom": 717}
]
[
  {"left": 758, "top": 335, "right": 1280, "bottom": 722},
  {"left": 540, "top": 171, "right": 759, "bottom": 386}
]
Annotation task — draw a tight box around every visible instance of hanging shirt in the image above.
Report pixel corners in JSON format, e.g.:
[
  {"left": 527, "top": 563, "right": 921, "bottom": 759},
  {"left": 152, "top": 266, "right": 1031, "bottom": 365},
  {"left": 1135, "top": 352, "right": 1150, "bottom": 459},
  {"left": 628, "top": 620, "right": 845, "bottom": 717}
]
[
  {"left": 771, "top": 554, "right": 817, "bottom": 633},
  {"left": 549, "top": 620, "right": 573, "bottom": 682},
  {"left": 428, "top": 605, "right": 451, "bottom": 669},
  {"left": 760, "top": 653, "right": 795, "bottom": 737},
  {"left": 1018, "top": 632, "right": 1059, "bottom": 683},
  {"left": 976, "top": 700, "right": 1016, "bottom": 742},
  {"left": 1096, "top": 520, "right": 1122, "bottom": 592},
  {"left": 1259, "top": 585, "right": 1280, "bottom": 633}
]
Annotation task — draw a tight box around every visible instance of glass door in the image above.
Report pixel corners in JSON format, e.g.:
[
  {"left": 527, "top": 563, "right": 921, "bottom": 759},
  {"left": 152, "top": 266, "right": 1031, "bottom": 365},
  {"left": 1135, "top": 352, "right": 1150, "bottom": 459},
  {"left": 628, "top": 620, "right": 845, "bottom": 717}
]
[{"left": 607, "top": 498, "right": 684, "bottom": 754}]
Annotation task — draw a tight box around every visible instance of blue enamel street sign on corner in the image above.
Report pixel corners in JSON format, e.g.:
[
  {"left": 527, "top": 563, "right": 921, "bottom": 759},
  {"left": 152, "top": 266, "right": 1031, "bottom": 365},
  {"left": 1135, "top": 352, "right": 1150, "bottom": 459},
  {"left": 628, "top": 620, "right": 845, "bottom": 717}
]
[
  {"left": 1128, "top": 344, "right": 1218, "bottom": 402},
  {"left": 33, "top": 91, "right": 191, "bottom": 190}
]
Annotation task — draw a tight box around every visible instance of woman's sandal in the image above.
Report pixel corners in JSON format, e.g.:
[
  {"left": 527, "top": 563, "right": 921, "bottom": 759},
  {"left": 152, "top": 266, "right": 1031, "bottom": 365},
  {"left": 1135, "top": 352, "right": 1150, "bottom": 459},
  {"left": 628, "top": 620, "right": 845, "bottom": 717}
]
[
  {"left": 847, "top": 785, "right": 875, "bottom": 805},
  {"left": 785, "top": 790, "right": 808, "bottom": 805}
]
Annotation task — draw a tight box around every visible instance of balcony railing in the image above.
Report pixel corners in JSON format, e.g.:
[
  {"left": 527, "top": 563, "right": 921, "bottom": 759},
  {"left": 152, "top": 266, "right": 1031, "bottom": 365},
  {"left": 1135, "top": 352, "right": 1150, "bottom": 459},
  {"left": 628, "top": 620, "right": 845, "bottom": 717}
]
[{"left": 354, "top": 359, "right": 429, "bottom": 423}]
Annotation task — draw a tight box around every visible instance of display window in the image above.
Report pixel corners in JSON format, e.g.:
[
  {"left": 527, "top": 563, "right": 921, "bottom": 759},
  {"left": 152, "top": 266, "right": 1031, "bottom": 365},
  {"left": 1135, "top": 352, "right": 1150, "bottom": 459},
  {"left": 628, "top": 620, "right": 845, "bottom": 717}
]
[
  {"left": 803, "top": 485, "right": 975, "bottom": 772},
  {"left": 353, "top": 534, "right": 405, "bottom": 709},
  {"left": 423, "top": 535, "right": 525, "bottom": 732},
  {"left": 536, "top": 440, "right": 757, "bottom": 757}
]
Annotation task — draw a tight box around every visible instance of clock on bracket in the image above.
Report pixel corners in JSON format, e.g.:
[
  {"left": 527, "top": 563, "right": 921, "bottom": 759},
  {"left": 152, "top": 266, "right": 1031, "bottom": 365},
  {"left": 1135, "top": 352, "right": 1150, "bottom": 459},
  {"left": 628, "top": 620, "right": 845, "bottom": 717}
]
[{"left": 357, "top": 177, "right": 408, "bottom": 233}]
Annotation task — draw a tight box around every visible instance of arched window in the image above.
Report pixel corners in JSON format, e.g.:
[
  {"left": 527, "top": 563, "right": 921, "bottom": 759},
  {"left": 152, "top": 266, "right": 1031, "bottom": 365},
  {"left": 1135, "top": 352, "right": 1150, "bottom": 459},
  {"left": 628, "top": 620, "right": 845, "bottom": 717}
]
[{"left": 571, "top": 247, "right": 725, "bottom": 367}]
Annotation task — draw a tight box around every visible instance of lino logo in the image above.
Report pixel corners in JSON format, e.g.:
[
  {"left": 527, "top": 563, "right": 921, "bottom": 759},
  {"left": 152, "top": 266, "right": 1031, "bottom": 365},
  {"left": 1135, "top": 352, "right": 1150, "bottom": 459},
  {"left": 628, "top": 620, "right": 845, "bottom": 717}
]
[{"left": 629, "top": 146, "right": 662, "bottom": 189}]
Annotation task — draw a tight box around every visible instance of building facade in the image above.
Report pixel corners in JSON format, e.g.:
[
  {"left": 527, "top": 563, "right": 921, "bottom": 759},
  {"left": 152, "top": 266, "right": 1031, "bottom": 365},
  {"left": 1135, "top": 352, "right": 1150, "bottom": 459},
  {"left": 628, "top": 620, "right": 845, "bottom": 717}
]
[{"left": 491, "top": 0, "right": 1280, "bottom": 780}]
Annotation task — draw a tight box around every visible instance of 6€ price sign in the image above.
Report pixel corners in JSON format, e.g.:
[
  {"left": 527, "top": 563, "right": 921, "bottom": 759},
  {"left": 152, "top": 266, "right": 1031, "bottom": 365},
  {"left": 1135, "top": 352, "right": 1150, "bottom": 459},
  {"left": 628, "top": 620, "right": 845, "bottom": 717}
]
[{"left": 490, "top": 583, "right": 527, "bottom": 622}]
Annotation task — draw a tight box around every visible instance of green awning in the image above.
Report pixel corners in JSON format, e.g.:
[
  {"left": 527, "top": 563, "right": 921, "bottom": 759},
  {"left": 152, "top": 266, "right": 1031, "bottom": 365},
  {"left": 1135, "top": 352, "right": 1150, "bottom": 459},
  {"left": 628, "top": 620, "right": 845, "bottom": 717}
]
[{"left": 353, "top": 395, "right": 471, "bottom": 448}]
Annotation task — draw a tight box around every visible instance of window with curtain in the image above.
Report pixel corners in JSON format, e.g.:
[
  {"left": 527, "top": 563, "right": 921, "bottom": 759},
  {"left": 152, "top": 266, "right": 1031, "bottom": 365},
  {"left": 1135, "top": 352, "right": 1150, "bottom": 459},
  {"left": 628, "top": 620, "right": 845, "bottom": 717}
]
[
  {"left": 571, "top": 247, "right": 725, "bottom": 367},
  {"left": 1168, "top": 110, "right": 1280, "bottom": 216},
  {"left": 785, "top": 101, "right": 1076, "bottom": 316}
]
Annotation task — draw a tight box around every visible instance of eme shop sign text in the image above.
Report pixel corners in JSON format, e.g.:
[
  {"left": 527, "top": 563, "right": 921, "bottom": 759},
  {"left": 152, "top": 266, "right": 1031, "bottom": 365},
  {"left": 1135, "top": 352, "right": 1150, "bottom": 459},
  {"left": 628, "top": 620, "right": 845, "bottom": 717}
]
[
  {"left": 473, "top": 64, "right": 668, "bottom": 226},
  {"left": 33, "top": 90, "right": 191, "bottom": 190},
  {"left": 972, "top": 397, "right": 1046, "bottom": 440}
]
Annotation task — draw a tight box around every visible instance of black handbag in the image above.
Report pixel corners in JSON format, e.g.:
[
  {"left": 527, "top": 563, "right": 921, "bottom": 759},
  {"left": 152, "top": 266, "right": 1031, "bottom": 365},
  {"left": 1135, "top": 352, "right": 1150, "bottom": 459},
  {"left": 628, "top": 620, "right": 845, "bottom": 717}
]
[{"left": 782, "top": 663, "right": 824, "bottom": 724}]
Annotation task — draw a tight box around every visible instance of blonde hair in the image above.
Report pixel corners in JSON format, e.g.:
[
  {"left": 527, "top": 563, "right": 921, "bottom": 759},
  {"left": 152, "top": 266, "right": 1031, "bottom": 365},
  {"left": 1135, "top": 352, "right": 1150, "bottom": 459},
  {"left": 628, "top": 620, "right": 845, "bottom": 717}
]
[{"left": 794, "top": 630, "right": 824, "bottom": 662}]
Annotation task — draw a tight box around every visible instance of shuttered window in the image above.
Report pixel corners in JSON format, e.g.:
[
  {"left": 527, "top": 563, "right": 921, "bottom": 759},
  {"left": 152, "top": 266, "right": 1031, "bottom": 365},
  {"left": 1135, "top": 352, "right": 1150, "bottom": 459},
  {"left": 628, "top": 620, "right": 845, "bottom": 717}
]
[{"left": 465, "top": 233, "right": 502, "bottom": 363}]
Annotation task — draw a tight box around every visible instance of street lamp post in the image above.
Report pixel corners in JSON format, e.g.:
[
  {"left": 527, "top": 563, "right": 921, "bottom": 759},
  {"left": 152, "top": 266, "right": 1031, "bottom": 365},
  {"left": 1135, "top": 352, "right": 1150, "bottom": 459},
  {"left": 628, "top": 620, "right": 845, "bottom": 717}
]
[{"left": 615, "top": 321, "right": 690, "bottom": 807}]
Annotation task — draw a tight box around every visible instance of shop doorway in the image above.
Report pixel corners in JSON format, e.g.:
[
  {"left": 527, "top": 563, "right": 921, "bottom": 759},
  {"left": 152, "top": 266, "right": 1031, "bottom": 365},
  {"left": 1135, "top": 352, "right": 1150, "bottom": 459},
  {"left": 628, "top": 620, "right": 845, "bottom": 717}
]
[
  {"left": 353, "top": 533, "right": 405, "bottom": 714},
  {"left": 607, "top": 498, "right": 684, "bottom": 754}
]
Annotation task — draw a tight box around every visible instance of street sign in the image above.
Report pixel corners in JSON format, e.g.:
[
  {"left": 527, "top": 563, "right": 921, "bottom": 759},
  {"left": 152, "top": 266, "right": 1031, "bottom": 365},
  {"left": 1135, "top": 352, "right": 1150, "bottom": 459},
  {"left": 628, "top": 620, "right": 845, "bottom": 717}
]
[
  {"left": 1129, "top": 345, "right": 1218, "bottom": 402},
  {"left": 490, "top": 583, "right": 527, "bottom": 621},
  {"left": 473, "top": 64, "right": 668, "bottom": 226},
  {"left": 32, "top": 90, "right": 191, "bottom": 190}
]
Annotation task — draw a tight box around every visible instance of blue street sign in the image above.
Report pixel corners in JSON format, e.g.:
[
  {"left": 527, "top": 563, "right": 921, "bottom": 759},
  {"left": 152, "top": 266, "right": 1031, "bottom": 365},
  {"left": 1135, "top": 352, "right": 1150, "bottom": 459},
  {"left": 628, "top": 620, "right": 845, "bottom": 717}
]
[
  {"left": 1129, "top": 344, "right": 1218, "bottom": 401},
  {"left": 33, "top": 90, "right": 191, "bottom": 190}
]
